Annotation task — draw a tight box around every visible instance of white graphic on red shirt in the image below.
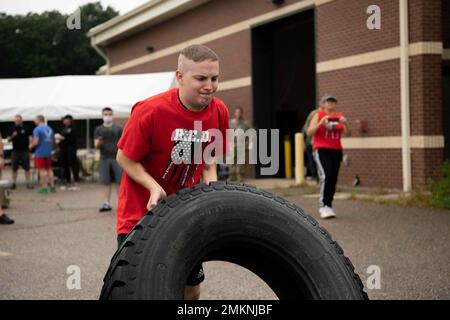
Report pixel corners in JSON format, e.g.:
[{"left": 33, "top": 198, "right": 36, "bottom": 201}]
[{"left": 162, "top": 128, "right": 211, "bottom": 189}]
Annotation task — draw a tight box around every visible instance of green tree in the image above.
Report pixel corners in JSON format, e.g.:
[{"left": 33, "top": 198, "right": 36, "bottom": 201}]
[{"left": 0, "top": 2, "right": 118, "bottom": 78}]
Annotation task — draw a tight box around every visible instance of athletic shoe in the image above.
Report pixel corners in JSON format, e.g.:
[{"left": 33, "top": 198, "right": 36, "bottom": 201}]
[
  {"left": 99, "top": 203, "right": 112, "bottom": 212},
  {"left": 68, "top": 183, "right": 80, "bottom": 191},
  {"left": 0, "top": 214, "right": 14, "bottom": 224},
  {"left": 326, "top": 206, "right": 337, "bottom": 218},
  {"left": 50, "top": 186, "right": 56, "bottom": 193},
  {"left": 11, "top": 183, "right": 16, "bottom": 190},
  {"left": 38, "top": 188, "right": 48, "bottom": 194},
  {"left": 319, "top": 206, "right": 336, "bottom": 219}
]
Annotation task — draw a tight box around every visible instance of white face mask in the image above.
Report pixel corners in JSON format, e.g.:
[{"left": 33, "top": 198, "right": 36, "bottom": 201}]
[{"left": 103, "top": 115, "right": 113, "bottom": 125}]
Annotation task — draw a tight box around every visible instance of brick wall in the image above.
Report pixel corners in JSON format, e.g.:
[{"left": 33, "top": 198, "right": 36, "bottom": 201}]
[
  {"left": 108, "top": 0, "right": 303, "bottom": 66},
  {"left": 115, "top": 30, "right": 252, "bottom": 82},
  {"left": 317, "top": 60, "right": 401, "bottom": 137},
  {"left": 339, "top": 149, "right": 403, "bottom": 188},
  {"left": 102, "top": 0, "right": 445, "bottom": 189},
  {"left": 339, "top": 148, "right": 444, "bottom": 189},
  {"left": 408, "top": 0, "right": 443, "bottom": 185},
  {"left": 316, "top": 0, "right": 399, "bottom": 62},
  {"left": 409, "top": 0, "right": 442, "bottom": 43},
  {"left": 317, "top": 0, "right": 444, "bottom": 189},
  {"left": 410, "top": 55, "right": 443, "bottom": 136},
  {"left": 411, "top": 148, "right": 444, "bottom": 187}
]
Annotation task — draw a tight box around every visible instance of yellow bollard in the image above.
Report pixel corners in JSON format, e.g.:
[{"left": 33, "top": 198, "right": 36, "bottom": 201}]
[
  {"left": 284, "top": 136, "right": 292, "bottom": 179},
  {"left": 295, "top": 133, "right": 305, "bottom": 186}
]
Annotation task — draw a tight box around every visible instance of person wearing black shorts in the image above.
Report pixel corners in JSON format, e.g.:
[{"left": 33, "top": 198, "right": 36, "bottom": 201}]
[
  {"left": 115, "top": 45, "right": 228, "bottom": 299},
  {"left": 7, "top": 115, "right": 33, "bottom": 189}
]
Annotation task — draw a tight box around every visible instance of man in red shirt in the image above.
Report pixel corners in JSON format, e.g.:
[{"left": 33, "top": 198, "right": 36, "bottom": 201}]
[{"left": 116, "top": 44, "right": 229, "bottom": 300}]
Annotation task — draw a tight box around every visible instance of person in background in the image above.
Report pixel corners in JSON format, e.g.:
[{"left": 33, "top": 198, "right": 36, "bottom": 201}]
[
  {"left": 307, "top": 94, "right": 349, "bottom": 219},
  {"left": 7, "top": 115, "right": 33, "bottom": 189},
  {"left": 94, "top": 107, "right": 123, "bottom": 212},
  {"left": 229, "top": 106, "right": 251, "bottom": 182},
  {"left": 0, "top": 138, "right": 14, "bottom": 224},
  {"left": 303, "top": 100, "right": 325, "bottom": 182},
  {"left": 29, "top": 115, "right": 55, "bottom": 194},
  {"left": 55, "top": 114, "right": 80, "bottom": 191}
]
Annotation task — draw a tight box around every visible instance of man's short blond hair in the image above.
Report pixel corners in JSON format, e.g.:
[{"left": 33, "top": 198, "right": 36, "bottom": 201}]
[{"left": 178, "top": 44, "right": 219, "bottom": 70}]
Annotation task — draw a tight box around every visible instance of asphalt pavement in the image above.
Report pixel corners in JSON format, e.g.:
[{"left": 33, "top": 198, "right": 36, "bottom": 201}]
[{"left": 0, "top": 175, "right": 449, "bottom": 300}]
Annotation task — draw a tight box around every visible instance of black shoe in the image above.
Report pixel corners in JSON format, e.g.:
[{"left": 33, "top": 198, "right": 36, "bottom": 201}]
[
  {"left": 99, "top": 203, "right": 112, "bottom": 212},
  {"left": 11, "top": 184, "right": 16, "bottom": 190},
  {"left": 0, "top": 214, "right": 14, "bottom": 225}
]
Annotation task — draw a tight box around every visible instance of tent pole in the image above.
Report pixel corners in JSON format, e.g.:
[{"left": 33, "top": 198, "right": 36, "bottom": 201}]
[{"left": 86, "top": 118, "right": 90, "bottom": 150}]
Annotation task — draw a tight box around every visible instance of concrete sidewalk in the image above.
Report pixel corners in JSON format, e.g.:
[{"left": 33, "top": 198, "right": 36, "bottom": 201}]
[{"left": 0, "top": 178, "right": 449, "bottom": 300}]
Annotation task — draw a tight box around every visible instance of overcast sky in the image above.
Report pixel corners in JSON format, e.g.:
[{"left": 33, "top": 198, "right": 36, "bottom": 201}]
[{"left": 0, "top": 0, "right": 150, "bottom": 15}]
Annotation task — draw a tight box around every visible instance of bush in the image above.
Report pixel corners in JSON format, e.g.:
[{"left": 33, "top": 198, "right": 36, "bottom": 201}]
[{"left": 431, "top": 161, "right": 450, "bottom": 210}]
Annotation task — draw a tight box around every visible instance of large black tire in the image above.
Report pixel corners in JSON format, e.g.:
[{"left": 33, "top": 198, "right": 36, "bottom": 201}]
[{"left": 100, "top": 181, "right": 368, "bottom": 300}]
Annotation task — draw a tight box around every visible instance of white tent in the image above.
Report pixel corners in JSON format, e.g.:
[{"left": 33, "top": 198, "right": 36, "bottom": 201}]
[{"left": 0, "top": 72, "right": 176, "bottom": 121}]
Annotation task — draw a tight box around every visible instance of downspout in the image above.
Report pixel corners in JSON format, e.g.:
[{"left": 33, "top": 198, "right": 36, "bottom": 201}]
[{"left": 400, "top": 0, "right": 412, "bottom": 192}]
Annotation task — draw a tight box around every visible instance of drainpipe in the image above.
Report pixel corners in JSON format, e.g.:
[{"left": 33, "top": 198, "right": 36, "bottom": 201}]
[{"left": 400, "top": 0, "right": 412, "bottom": 192}]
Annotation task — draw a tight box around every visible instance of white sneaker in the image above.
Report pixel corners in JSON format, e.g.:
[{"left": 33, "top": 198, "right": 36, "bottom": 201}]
[{"left": 319, "top": 206, "right": 336, "bottom": 219}]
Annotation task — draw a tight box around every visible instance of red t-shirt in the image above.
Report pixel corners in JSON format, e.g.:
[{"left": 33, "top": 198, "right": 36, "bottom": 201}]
[
  {"left": 116, "top": 88, "right": 229, "bottom": 234},
  {"left": 312, "top": 110, "right": 344, "bottom": 150}
]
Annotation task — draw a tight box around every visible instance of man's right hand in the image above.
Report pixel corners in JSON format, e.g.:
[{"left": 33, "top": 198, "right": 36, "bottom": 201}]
[
  {"left": 95, "top": 137, "right": 104, "bottom": 149},
  {"left": 319, "top": 115, "right": 329, "bottom": 126},
  {"left": 147, "top": 185, "right": 167, "bottom": 211}
]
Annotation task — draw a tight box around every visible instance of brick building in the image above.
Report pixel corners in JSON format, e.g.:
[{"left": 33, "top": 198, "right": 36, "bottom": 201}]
[{"left": 88, "top": 0, "right": 450, "bottom": 190}]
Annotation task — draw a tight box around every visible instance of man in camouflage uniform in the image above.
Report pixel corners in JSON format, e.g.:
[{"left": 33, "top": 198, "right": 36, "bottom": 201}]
[{"left": 229, "top": 107, "right": 251, "bottom": 182}]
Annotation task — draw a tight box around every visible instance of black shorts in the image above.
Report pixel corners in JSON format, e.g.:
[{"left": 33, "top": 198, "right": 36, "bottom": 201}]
[
  {"left": 11, "top": 151, "right": 30, "bottom": 171},
  {"left": 117, "top": 234, "right": 205, "bottom": 286}
]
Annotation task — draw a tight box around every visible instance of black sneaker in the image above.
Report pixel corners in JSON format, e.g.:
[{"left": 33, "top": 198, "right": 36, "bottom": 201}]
[
  {"left": 11, "top": 183, "right": 16, "bottom": 190},
  {"left": 0, "top": 214, "right": 14, "bottom": 225},
  {"left": 99, "top": 203, "right": 112, "bottom": 212}
]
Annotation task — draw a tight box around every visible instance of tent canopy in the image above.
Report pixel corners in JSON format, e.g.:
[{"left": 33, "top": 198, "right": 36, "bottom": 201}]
[{"left": 0, "top": 73, "right": 176, "bottom": 121}]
